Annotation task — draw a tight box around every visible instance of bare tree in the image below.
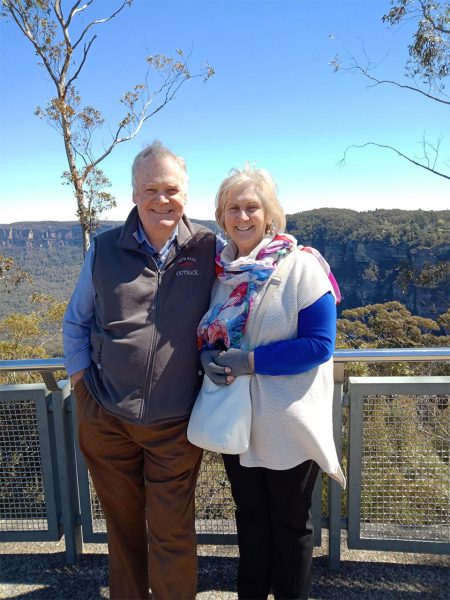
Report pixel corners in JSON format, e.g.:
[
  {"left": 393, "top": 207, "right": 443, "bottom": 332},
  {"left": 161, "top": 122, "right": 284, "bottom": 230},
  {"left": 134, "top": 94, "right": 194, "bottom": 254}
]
[
  {"left": 1, "top": 0, "right": 214, "bottom": 254},
  {"left": 331, "top": 0, "right": 450, "bottom": 181}
]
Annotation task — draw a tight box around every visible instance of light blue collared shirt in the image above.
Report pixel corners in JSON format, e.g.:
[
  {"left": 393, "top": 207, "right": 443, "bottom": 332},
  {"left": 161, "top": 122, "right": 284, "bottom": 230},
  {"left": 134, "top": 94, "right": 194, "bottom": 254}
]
[
  {"left": 133, "top": 222, "right": 178, "bottom": 269},
  {"left": 63, "top": 223, "right": 179, "bottom": 376}
]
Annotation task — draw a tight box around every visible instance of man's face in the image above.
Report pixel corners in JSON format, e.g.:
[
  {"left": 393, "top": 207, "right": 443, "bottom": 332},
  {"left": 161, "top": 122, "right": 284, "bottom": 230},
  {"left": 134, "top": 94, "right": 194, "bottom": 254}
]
[{"left": 133, "top": 155, "right": 187, "bottom": 244}]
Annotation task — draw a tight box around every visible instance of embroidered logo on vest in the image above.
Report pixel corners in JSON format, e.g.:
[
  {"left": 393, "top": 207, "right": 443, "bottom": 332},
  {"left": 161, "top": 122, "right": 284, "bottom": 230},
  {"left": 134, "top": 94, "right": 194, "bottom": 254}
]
[{"left": 176, "top": 256, "right": 199, "bottom": 277}]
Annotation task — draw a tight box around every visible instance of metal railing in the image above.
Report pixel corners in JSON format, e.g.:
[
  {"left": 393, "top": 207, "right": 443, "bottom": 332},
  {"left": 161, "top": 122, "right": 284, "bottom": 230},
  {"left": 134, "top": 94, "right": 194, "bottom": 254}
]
[{"left": 1, "top": 348, "right": 449, "bottom": 571}]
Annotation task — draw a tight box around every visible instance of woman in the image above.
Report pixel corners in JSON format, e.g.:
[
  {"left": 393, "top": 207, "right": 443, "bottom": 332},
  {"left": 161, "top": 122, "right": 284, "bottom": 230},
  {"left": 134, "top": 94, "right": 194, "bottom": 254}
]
[{"left": 197, "top": 165, "right": 345, "bottom": 600}]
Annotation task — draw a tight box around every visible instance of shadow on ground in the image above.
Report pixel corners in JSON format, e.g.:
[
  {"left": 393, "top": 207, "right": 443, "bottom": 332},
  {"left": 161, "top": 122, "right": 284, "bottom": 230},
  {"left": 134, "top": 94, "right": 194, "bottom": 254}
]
[{"left": 1, "top": 550, "right": 449, "bottom": 599}]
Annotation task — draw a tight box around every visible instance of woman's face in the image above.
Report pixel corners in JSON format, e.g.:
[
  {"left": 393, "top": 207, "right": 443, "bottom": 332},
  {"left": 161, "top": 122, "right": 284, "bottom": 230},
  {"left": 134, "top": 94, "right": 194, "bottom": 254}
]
[{"left": 223, "top": 184, "right": 268, "bottom": 257}]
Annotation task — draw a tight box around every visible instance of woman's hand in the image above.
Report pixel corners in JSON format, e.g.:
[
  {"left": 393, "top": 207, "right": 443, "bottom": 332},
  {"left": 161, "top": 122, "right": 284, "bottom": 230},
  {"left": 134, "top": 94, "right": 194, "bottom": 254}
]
[
  {"left": 200, "top": 349, "right": 232, "bottom": 386},
  {"left": 215, "top": 349, "right": 254, "bottom": 377}
]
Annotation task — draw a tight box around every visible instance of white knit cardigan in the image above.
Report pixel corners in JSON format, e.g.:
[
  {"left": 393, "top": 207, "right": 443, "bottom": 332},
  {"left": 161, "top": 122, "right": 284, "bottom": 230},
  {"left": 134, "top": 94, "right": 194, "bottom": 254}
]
[{"left": 209, "top": 243, "right": 346, "bottom": 487}]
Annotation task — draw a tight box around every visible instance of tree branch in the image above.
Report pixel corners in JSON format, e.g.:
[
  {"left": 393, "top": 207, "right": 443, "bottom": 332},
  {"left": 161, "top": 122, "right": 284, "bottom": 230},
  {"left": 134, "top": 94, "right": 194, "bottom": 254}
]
[
  {"left": 72, "top": 0, "right": 131, "bottom": 51},
  {"left": 419, "top": 134, "right": 442, "bottom": 171},
  {"left": 85, "top": 55, "right": 195, "bottom": 171},
  {"left": 3, "top": 1, "right": 60, "bottom": 87},
  {"left": 418, "top": 0, "right": 450, "bottom": 36},
  {"left": 339, "top": 142, "right": 450, "bottom": 181},
  {"left": 53, "top": 1, "right": 74, "bottom": 85},
  {"left": 66, "top": 36, "right": 96, "bottom": 89},
  {"left": 67, "top": 0, "right": 89, "bottom": 25},
  {"left": 350, "top": 63, "right": 450, "bottom": 106}
]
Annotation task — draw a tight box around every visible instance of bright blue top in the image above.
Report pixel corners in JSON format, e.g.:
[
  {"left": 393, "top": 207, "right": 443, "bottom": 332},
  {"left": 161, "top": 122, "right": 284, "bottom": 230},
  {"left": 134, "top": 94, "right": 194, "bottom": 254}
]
[{"left": 254, "top": 291, "right": 336, "bottom": 375}]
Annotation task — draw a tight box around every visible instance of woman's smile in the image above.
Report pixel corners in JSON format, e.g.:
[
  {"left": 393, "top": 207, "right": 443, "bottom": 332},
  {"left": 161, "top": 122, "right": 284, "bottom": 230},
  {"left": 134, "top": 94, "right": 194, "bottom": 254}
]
[{"left": 224, "top": 184, "right": 268, "bottom": 256}]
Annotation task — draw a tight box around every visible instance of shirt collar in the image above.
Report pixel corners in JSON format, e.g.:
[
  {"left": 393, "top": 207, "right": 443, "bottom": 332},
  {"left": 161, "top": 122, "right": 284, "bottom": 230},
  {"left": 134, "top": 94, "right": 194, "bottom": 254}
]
[{"left": 134, "top": 221, "right": 178, "bottom": 254}]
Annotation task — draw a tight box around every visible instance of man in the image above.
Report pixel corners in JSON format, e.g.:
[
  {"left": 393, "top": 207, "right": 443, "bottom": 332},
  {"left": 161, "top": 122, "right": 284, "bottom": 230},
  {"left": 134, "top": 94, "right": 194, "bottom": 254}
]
[{"left": 63, "top": 141, "right": 216, "bottom": 600}]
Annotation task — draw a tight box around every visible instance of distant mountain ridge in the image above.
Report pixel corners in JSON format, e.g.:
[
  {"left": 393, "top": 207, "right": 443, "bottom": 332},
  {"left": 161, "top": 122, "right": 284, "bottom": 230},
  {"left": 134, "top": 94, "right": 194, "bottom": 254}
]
[
  {"left": 0, "top": 220, "right": 123, "bottom": 248},
  {"left": 1, "top": 209, "right": 448, "bottom": 319},
  {"left": 0, "top": 219, "right": 220, "bottom": 248}
]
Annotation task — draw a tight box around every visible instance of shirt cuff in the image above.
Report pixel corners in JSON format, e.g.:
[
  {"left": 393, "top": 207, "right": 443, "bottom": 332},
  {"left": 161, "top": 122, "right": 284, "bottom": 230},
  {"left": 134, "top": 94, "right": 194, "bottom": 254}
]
[{"left": 64, "top": 350, "right": 92, "bottom": 377}]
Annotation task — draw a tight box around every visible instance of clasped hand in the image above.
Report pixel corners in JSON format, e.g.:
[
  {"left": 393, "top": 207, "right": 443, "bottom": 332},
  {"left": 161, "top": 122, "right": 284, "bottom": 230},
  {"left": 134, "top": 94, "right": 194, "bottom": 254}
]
[{"left": 200, "top": 348, "right": 253, "bottom": 386}]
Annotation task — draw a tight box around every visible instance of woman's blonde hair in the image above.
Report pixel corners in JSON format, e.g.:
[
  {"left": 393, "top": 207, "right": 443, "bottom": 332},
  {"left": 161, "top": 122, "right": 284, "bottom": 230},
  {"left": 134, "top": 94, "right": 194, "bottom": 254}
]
[{"left": 215, "top": 164, "right": 286, "bottom": 234}]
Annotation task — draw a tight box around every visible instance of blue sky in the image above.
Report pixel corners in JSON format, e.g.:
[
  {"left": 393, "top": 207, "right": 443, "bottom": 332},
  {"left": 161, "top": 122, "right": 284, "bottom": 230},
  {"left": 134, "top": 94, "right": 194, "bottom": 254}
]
[{"left": 0, "top": 0, "right": 448, "bottom": 224}]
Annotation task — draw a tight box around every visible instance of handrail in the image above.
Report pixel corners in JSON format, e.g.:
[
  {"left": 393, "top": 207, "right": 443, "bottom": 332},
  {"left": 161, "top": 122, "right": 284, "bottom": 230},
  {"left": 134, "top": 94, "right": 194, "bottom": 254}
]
[
  {"left": 0, "top": 348, "right": 449, "bottom": 374},
  {"left": 0, "top": 358, "right": 66, "bottom": 391},
  {"left": 0, "top": 358, "right": 65, "bottom": 372},
  {"left": 333, "top": 347, "right": 450, "bottom": 363}
]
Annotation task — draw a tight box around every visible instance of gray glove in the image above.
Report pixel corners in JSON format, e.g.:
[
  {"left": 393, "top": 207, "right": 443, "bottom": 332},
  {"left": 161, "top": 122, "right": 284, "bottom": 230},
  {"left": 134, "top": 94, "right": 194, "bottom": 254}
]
[
  {"left": 200, "top": 349, "right": 229, "bottom": 386},
  {"left": 215, "top": 349, "right": 253, "bottom": 377}
]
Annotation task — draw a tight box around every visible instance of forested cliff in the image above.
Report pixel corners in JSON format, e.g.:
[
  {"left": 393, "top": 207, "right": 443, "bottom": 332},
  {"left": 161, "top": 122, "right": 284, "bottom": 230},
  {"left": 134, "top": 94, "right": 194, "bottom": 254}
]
[
  {"left": 1, "top": 208, "right": 448, "bottom": 319},
  {"left": 286, "top": 209, "right": 449, "bottom": 318}
]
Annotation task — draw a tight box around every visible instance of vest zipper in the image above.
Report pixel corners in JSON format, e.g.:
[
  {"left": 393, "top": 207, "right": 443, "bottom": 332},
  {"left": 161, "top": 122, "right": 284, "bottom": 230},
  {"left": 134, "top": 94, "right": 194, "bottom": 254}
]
[
  {"left": 141, "top": 262, "right": 162, "bottom": 423},
  {"left": 96, "top": 340, "right": 103, "bottom": 377},
  {"left": 139, "top": 241, "right": 192, "bottom": 424}
]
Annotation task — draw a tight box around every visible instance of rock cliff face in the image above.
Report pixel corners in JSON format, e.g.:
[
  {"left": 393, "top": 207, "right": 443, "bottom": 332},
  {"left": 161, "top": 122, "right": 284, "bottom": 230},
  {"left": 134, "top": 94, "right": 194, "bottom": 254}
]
[
  {"left": 298, "top": 236, "right": 449, "bottom": 319},
  {"left": 284, "top": 208, "right": 450, "bottom": 319},
  {"left": 1, "top": 213, "right": 449, "bottom": 319},
  {"left": 0, "top": 221, "right": 121, "bottom": 249}
]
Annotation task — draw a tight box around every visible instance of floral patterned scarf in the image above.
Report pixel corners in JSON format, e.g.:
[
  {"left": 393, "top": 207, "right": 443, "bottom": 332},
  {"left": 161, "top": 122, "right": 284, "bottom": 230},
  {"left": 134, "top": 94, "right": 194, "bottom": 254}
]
[{"left": 197, "top": 233, "right": 341, "bottom": 351}]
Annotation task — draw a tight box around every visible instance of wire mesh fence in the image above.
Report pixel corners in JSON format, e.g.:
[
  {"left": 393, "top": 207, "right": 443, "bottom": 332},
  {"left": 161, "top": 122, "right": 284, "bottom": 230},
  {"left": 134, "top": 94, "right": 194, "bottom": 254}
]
[
  {"left": 0, "top": 397, "right": 48, "bottom": 531},
  {"left": 86, "top": 450, "right": 237, "bottom": 535},
  {"left": 87, "top": 472, "right": 106, "bottom": 534},
  {"left": 1, "top": 376, "right": 448, "bottom": 560},
  {"left": 360, "top": 393, "right": 450, "bottom": 543},
  {"left": 195, "top": 451, "right": 236, "bottom": 534}
]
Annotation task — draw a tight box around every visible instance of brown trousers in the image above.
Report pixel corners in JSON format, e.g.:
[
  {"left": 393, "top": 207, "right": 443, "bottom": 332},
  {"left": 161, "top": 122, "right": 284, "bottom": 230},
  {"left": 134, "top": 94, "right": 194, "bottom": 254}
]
[{"left": 75, "top": 379, "right": 203, "bottom": 600}]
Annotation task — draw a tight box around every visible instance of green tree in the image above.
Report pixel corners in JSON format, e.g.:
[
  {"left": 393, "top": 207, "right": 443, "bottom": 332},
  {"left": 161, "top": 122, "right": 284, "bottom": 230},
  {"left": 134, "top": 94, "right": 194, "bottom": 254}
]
[
  {"left": 437, "top": 307, "right": 450, "bottom": 333},
  {"left": 0, "top": 254, "right": 32, "bottom": 292},
  {"left": 0, "top": 293, "right": 67, "bottom": 383},
  {"left": 332, "top": 0, "right": 450, "bottom": 181},
  {"left": 338, "top": 301, "right": 444, "bottom": 348},
  {"left": 1, "top": 0, "right": 214, "bottom": 254},
  {"left": 384, "top": 0, "right": 450, "bottom": 86},
  {"left": 337, "top": 301, "right": 450, "bottom": 376}
]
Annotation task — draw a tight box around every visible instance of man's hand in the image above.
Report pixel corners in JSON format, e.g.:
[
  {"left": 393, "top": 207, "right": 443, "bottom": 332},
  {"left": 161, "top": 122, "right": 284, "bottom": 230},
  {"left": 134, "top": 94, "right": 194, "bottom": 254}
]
[
  {"left": 200, "top": 349, "right": 232, "bottom": 386},
  {"left": 70, "top": 370, "right": 85, "bottom": 387},
  {"left": 215, "top": 349, "right": 254, "bottom": 377}
]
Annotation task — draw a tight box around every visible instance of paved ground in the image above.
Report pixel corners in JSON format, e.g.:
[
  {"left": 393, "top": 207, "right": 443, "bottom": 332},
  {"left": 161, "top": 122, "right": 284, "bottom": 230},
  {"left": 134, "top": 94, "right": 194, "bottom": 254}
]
[{"left": 0, "top": 538, "right": 448, "bottom": 599}]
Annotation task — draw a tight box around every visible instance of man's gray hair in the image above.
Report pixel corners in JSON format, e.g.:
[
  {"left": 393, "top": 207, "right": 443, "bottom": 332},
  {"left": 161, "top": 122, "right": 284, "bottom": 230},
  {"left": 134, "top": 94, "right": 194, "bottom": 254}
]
[{"left": 131, "top": 140, "right": 188, "bottom": 191}]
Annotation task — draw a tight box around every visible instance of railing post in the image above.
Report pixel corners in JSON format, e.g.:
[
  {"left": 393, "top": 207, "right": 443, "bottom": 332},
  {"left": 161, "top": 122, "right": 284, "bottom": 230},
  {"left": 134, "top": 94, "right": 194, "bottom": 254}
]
[
  {"left": 329, "top": 365, "right": 345, "bottom": 571},
  {"left": 52, "top": 380, "right": 82, "bottom": 564}
]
